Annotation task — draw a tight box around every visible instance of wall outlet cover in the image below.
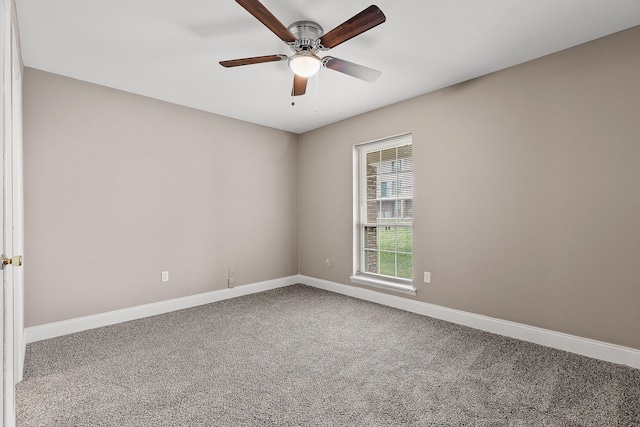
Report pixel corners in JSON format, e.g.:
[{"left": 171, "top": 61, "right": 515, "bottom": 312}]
[{"left": 161, "top": 271, "right": 169, "bottom": 282}]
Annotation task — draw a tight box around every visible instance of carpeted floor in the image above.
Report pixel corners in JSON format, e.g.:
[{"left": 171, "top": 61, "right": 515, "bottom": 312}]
[{"left": 16, "top": 284, "right": 640, "bottom": 426}]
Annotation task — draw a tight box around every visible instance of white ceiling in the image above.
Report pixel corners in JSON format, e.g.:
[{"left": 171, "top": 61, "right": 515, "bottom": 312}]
[{"left": 15, "top": 0, "right": 640, "bottom": 134}]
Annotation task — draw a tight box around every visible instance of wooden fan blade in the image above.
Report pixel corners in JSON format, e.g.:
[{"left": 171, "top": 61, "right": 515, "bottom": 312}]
[
  {"left": 219, "top": 54, "right": 287, "bottom": 67},
  {"left": 236, "top": 0, "right": 296, "bottom": 43},
  {"left": 319, "top": 5, "right": 386, "bottom": 49},
  {"left": 323, "top": 56, "right": 381, "bottom": 82},
  {"left": 292, "top": 74, "right": 308, "bottom": 96}
]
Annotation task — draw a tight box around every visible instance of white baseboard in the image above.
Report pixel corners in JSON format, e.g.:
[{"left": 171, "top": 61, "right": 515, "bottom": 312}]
[
  {"left": 25, "top": 275, "right": 299, "bottom": 344},
  {"left": 299, "top": 275, "right": 640, "bottom": 369},
  {"left": 25, "top": 274, "right": 640, "bottom": 369}
]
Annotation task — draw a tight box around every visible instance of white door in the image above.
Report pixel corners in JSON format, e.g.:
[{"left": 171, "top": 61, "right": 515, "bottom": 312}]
[{"left": 1, "top": 0, "right": 24, "bottom": 425}]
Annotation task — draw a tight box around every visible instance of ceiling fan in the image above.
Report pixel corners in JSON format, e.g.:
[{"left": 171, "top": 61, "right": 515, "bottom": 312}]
[{"left": 219, "top": 0, "right": 386, "bottom": 96}]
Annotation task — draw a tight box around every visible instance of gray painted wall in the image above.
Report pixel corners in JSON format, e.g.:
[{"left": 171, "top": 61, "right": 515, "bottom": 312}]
[
  {"left": 23, "top": 69, "right": 299, "bottom": 327},
  {"left": 24, "top": 26, "right": 640, "bottom": 350},
  {"left": 298, "top": 26, "right": 640, "bottom": 350}
]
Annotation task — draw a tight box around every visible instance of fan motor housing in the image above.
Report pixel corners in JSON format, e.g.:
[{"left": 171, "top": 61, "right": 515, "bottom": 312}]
[{"left": 288, "top": 21, "right": 323, "bottom": 51}]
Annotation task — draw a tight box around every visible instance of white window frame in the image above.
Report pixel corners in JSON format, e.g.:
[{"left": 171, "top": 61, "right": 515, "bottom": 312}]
[{"left": 351, "top": 133, "right": 415, "bottom": 295}]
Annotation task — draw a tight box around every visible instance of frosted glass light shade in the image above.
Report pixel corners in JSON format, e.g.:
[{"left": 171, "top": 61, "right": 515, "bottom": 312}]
[{"left": 289, "top": 53, "right": 321, "bottom": 77}]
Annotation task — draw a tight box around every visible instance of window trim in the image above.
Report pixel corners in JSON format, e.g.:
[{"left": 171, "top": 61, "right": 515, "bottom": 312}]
[{"left": 351, "top": 133, "right": 416, "bottom": 295}]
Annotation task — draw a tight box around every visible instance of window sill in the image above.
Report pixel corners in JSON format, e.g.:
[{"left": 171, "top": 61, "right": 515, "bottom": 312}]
[{"left": 350, "top": 275, "right": 416, "bottom": 296}]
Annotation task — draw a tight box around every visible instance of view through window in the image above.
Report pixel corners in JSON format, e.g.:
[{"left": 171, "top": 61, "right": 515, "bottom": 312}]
[{"left": 355, "top": 134, "right": 413, "bottom": 287}]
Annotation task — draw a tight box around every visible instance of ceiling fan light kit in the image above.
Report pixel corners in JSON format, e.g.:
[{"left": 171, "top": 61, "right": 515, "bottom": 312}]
[
  {"left": 289, "top": 52, "right": 322, "bottom": 78},
  {"left": 220, "top": 0, "right": 386, "bottom": 96}
]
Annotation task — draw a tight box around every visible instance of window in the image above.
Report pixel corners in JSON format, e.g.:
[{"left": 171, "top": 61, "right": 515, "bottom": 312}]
[{"left": 352, "top": 134, "right": 414, "bottom": 295}]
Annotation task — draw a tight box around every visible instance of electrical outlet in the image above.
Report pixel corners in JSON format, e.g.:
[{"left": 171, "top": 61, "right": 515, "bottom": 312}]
[
  {"left": 228, "top": 277, "right": 236, "bottom": 288},
  {"left": 325, "top": 259, "right": 335, "bottom": 268},
  {"left": 161, "top": 271, "right": 169, "bottom": 282},
  {"left": 424, "top": 272, "right": 431, "bottom": 283},
  {"left": 228, "top": 267, "right": 235, "bottom": 277}
]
